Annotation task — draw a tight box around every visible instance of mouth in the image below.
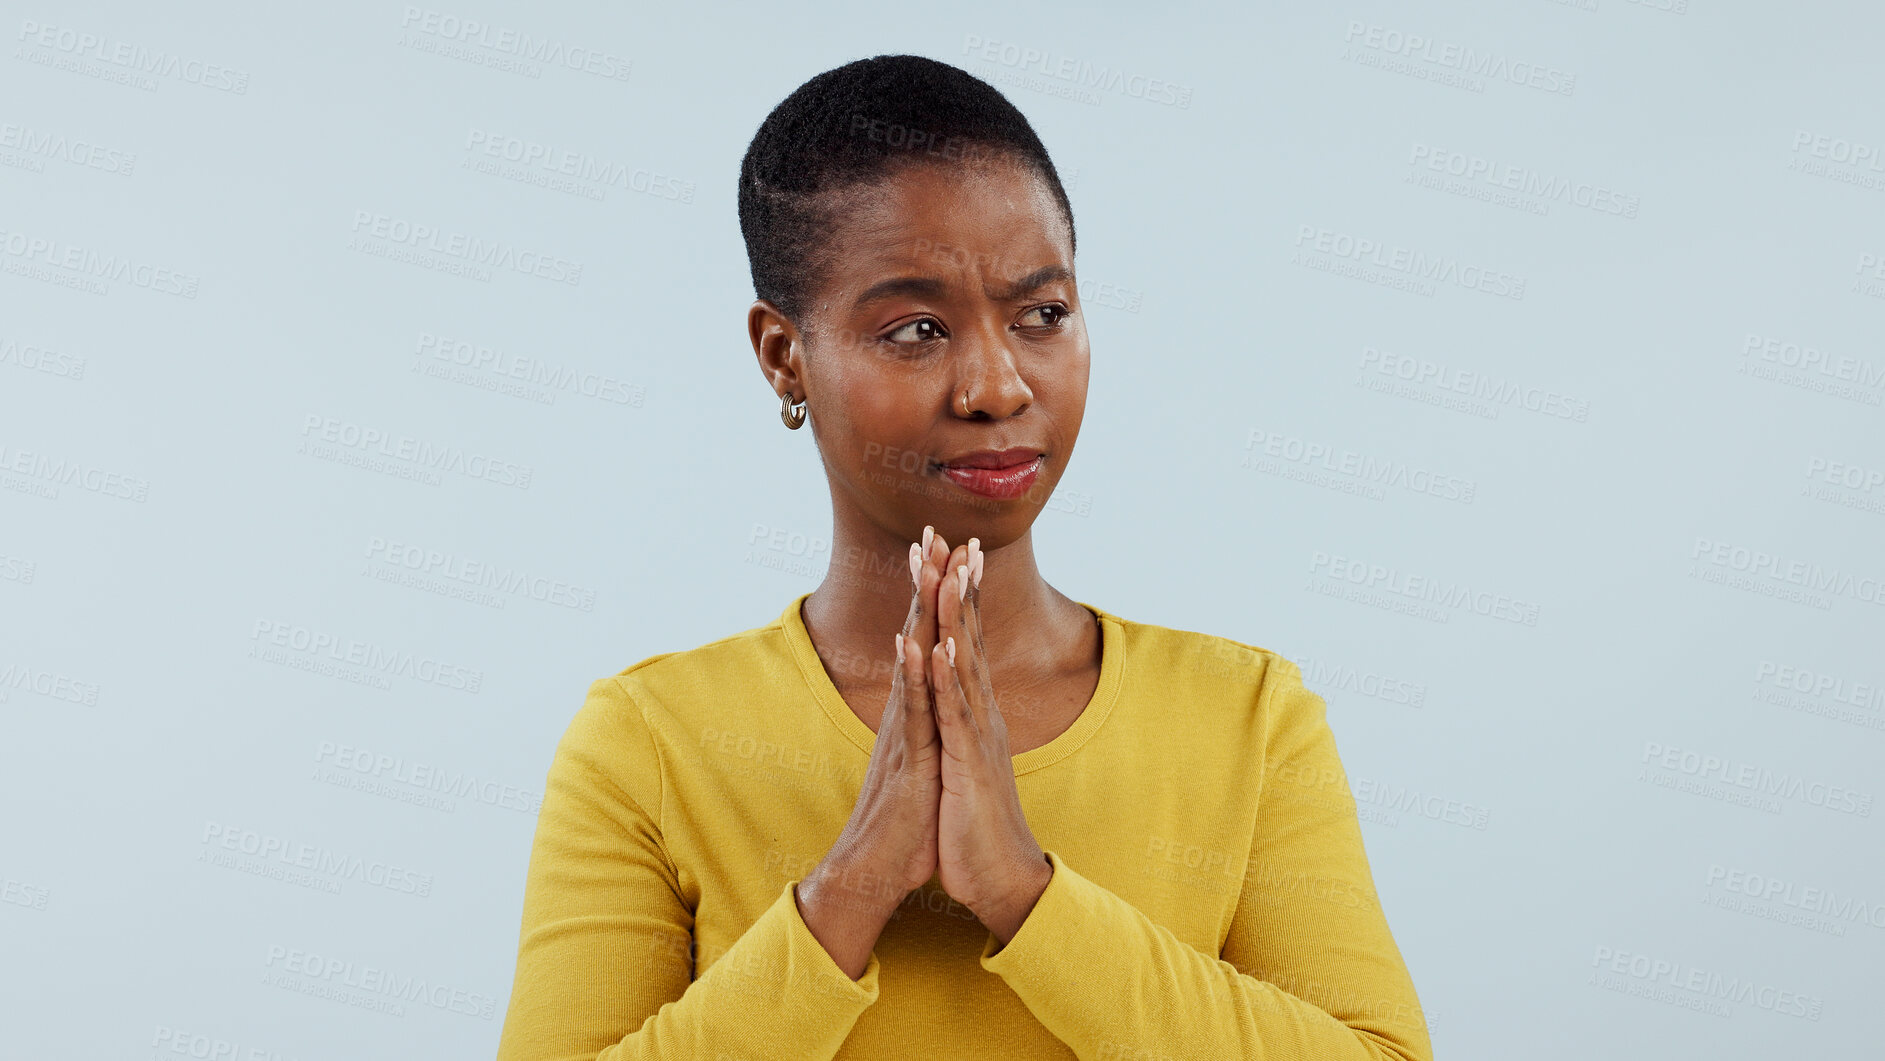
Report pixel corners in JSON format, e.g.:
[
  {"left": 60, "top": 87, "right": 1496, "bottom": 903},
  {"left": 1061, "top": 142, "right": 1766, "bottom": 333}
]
[{"left": 933, "top": 451, "right": 1045, "bottom": 501}]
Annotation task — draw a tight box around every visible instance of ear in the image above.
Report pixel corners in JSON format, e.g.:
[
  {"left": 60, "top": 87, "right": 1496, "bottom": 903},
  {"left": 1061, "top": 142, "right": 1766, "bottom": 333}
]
[{"left": 750, "top": 299, "right": 805, "bottom": 401}]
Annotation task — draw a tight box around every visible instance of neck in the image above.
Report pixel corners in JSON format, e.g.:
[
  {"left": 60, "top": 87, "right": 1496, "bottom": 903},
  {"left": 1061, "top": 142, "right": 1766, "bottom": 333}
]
[{"left": 802, "top": 520, "right": 1076, "bottom": 679}]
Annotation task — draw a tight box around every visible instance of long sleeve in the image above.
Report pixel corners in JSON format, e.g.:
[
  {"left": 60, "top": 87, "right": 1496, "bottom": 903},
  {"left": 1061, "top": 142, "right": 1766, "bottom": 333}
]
[
  {"left": 495, "top": 676, "right": 882, "bottom": 1061},
  {"left": 978, "top": 657, "right": 1432, "bottom": 1061}
]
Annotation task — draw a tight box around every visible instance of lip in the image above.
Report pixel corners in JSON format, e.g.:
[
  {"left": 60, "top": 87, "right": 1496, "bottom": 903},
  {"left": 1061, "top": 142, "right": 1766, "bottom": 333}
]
[
  {"left": 936, "top": 453, "right": 1044, "bottom": 500},
  {"left": 937, "top": 446, "right": 1044, "bottom": 470}
]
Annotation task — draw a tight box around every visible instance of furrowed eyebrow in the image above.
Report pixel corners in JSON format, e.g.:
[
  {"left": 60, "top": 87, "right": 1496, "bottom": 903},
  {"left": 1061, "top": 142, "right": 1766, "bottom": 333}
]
[
  {"left": 852, "top": 276, "right": 947, "bottom": 310},
  {"left": 986, "top": 264, "right": 1074, "bottom": 302},
  {"left": 851, "top": 264, "right": 1074, "bottom": 312}
]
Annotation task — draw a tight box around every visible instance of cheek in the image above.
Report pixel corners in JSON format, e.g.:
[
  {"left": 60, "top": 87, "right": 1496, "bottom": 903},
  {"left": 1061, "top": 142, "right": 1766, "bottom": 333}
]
[{"left": 826, "top": 378, "right": 936, "bottom": 471}]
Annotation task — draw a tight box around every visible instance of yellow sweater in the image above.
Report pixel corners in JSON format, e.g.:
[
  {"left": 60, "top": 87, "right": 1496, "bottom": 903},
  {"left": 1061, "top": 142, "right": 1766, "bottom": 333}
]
[{"left": 496, "top": 592, "right": 1431, "bottom": 1061}]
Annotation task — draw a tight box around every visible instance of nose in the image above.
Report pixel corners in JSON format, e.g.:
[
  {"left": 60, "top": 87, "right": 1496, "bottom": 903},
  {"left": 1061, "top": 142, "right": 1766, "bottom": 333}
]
[{"left": 953, "top": 322, "right": 1033, "bottom": 419}]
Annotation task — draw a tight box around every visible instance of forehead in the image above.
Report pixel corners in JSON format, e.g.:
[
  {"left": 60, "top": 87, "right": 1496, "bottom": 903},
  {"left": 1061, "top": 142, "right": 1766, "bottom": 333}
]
[{"left": 820, "top": 158, "right": 1071, "bottom": 282}]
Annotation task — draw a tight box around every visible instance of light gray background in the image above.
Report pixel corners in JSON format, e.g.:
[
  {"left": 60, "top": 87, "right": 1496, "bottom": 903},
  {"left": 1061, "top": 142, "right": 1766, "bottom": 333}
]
[{"left": 3, "top": 1, "right": 1882, "bottom": 1058}]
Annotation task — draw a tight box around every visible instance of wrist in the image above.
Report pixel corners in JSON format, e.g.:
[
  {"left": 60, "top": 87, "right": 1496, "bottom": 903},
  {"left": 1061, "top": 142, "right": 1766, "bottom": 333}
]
[
  {"left": 809, "top": 853, "right": 909, "bottom": 923},
  {"left": 983, "top": 852, "right": 1053, "bottom": 950}
]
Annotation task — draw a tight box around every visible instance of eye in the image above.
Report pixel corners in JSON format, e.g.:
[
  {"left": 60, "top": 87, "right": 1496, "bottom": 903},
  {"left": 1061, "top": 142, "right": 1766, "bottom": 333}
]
[
  {"left": 1018, "top": 304, "right": 1071, "bottom": 329},
  {"left": 883, "top": 317, "right": 947, "bottom": 344}
]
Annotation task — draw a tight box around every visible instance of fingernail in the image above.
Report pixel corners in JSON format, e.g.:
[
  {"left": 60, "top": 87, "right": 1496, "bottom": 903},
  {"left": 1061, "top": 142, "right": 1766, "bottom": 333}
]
[
  {"left": 971, "top": 550, "right": 984, "bottom": 588},
  {"left": 923, "top": 525, "right": 933, "bottom": 554},
  {"left": 957, "top": 564, "right": 968, "bottom": 601},
  {"left": 909, "top": 541, "right": 921, "bottom": 586},
  {"left": 945, "top": 636, "right": 956, "bottom": 665},
  {"left": 895, "top": 632, "right": 904, "bottom": 659}
]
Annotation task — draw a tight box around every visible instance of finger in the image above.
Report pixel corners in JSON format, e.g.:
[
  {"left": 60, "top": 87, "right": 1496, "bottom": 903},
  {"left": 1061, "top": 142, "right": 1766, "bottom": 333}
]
[
  {"left": 933, "top": 541, "right": 967, "bottom": 646},
  {"left": 966, "top": 540, "right": 989, "bottom": 683},
  {"left": 902, "top": 541, "right": 924, "bottom": 639},
  {"left": 960, "top": 540, "right": 989, "bottom": 697},
  {"left": 938, "top": 556, "right": 988, "bottom": 734},
  {"left": 904, "top": 530, "right": 944, "bottom": 656},
  {"left": 919, "top": 530, "right": 950, "bottom": 651},
  {"left": 896, "top": 630, "right": 937, "bottom": 750},
  {"left": 930, "top": 633, "right": 977, "bottom": 746}
]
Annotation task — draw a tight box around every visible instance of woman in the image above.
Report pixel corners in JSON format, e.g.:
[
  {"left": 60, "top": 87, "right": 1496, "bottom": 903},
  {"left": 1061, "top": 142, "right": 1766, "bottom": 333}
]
[{"left": 497, "top": 54, "right": 1431, "bottom": 1061}]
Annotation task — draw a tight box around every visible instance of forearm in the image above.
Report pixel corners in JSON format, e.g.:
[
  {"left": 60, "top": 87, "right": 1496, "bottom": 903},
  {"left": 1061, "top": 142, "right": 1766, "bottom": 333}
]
[
  {"left": 980, "top": 852, "right": 1431, "bottom": 1061},
  {"left": 501, "top": 877, "right": 885, "bottom": 1061}
]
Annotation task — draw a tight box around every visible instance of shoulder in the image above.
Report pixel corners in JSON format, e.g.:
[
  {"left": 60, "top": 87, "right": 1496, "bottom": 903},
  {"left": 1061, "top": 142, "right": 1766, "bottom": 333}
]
[
  {"left": 549, "top": 612, "right": 790, "bottom": 813},
  {"left": 1094, "top": 603, "right": 1306, "bottom": 693},
  {"left": 565, "top": 610, "right": 790, "bottom": 743},
  {"left": 1092, "top": 604, "right": 1325, "bottom": 739}
]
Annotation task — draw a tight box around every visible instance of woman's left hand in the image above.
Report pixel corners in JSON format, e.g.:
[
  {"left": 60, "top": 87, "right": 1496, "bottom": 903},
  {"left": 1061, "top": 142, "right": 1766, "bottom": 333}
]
[{"left": 928, "top": 539, "right": 1054, "bottom": 947}]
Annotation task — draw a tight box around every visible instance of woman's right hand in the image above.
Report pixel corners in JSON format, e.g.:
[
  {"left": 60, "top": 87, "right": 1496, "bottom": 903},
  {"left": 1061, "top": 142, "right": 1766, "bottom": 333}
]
[{"left": 797, "top": 527, "right": 957, "bottom": 975}]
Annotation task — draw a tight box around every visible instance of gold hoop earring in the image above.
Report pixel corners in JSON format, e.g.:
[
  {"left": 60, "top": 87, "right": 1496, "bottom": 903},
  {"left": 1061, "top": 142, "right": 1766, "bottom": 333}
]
[{"left": 781, "top": 392, "right": 807, "bottom": 429}]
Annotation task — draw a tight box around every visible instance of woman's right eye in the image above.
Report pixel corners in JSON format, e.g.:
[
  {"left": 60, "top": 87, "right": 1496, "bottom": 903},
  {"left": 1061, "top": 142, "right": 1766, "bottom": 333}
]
[{"left": 883, "top": 318, "right": 945, "bottom": 344}]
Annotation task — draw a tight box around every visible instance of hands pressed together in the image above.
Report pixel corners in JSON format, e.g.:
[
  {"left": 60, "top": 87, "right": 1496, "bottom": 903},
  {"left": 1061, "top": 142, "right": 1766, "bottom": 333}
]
[{"left": 798, "top": 526, "right": 1054, "bottom": 977}]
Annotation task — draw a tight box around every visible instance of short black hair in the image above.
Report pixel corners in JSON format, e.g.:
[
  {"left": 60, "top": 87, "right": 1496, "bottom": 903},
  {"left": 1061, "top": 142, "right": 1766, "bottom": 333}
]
[{"left": 737, "top": 53, "right": 1076, "bottom": 327}]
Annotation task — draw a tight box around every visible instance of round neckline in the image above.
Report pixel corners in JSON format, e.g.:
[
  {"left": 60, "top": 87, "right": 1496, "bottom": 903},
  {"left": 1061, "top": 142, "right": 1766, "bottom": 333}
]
[{"left": 779, "top": 590, "right": 1124, "bottom": 776}]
